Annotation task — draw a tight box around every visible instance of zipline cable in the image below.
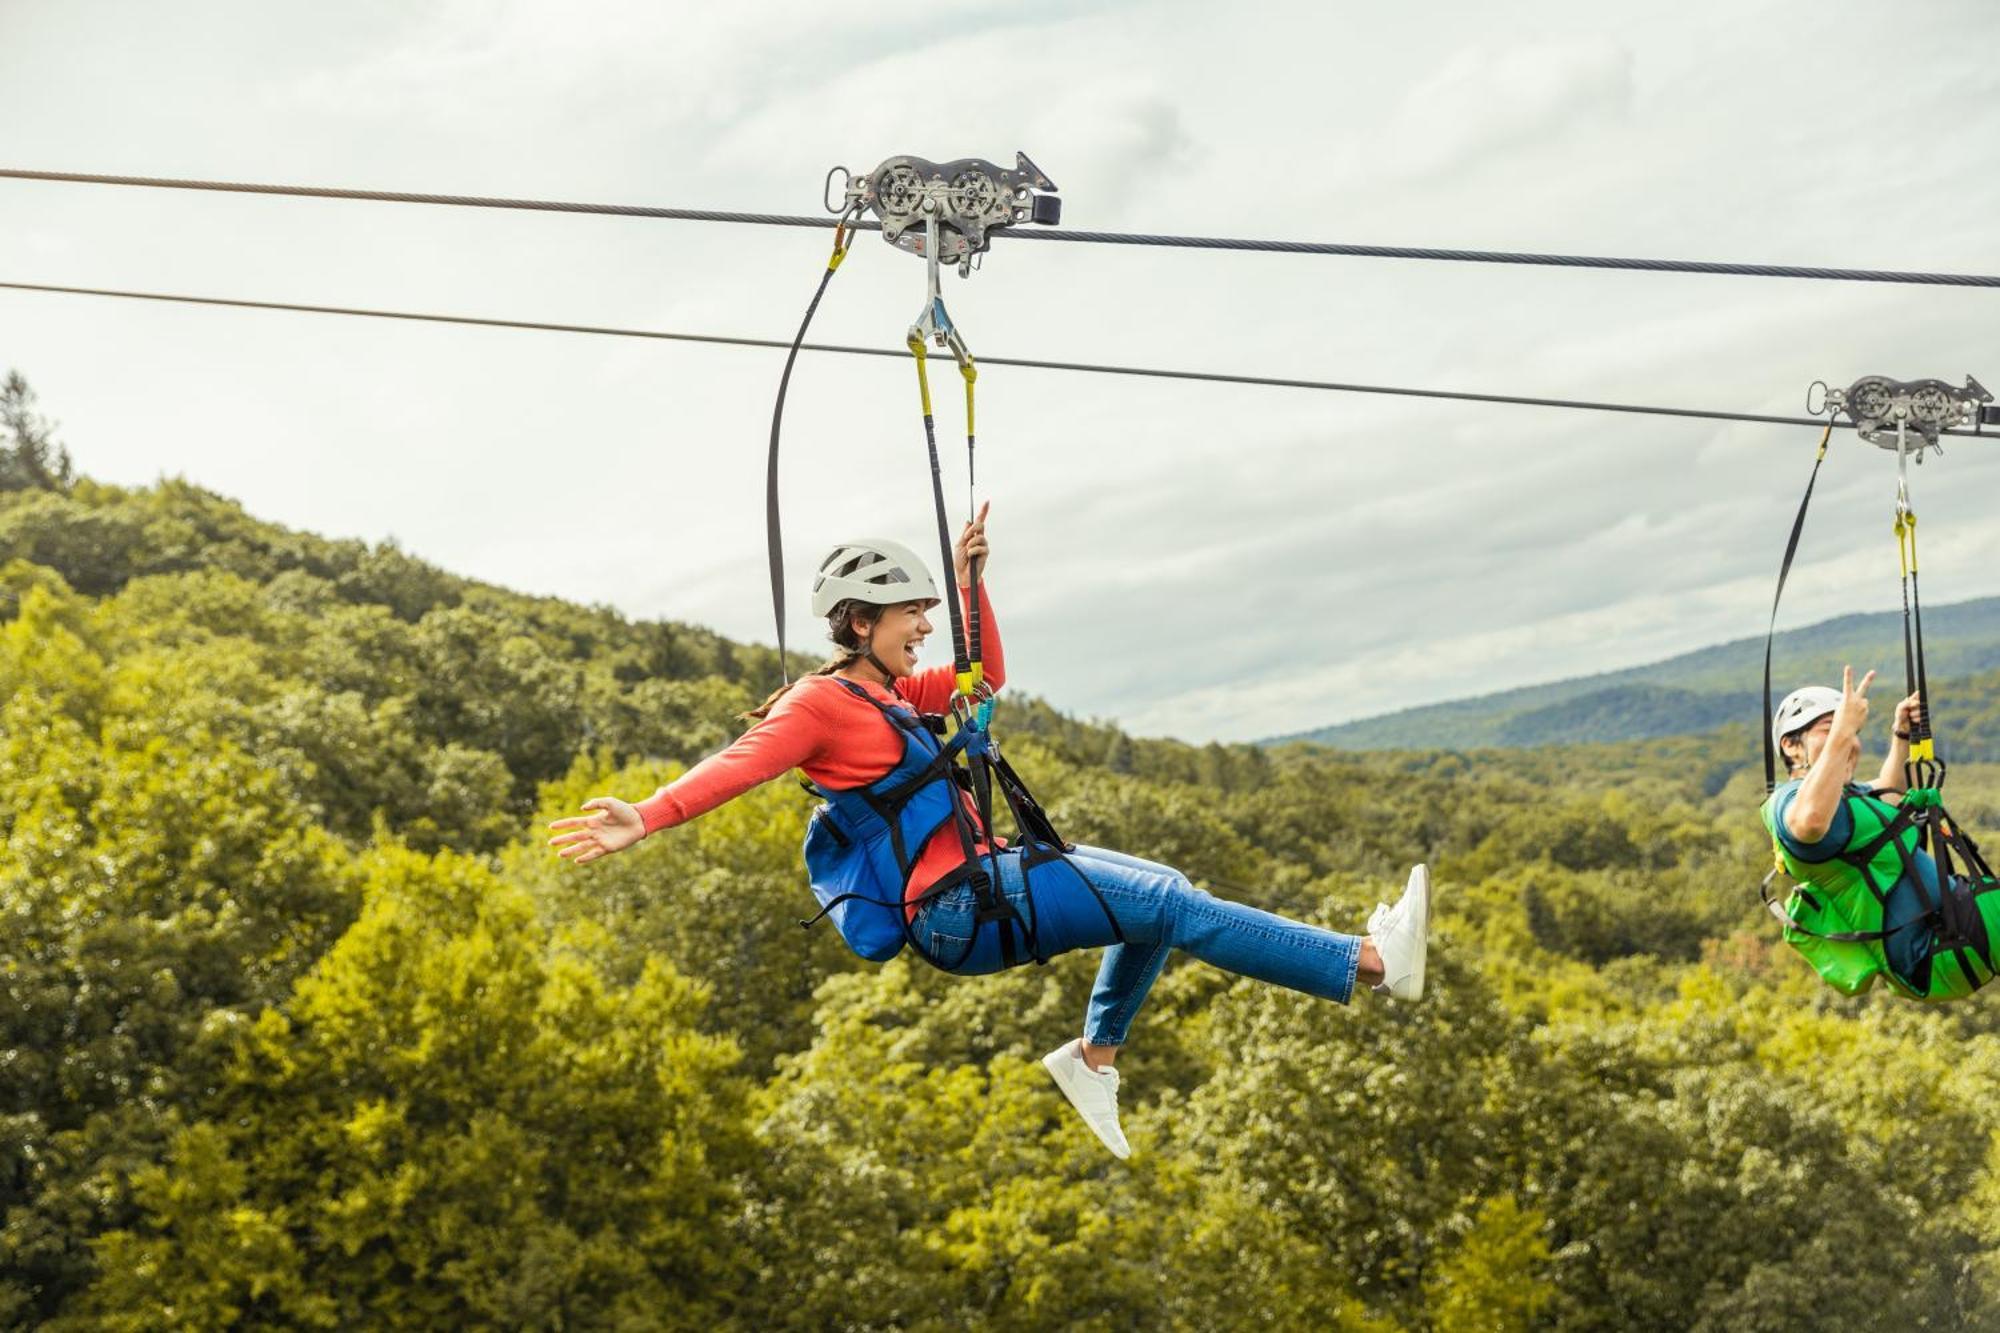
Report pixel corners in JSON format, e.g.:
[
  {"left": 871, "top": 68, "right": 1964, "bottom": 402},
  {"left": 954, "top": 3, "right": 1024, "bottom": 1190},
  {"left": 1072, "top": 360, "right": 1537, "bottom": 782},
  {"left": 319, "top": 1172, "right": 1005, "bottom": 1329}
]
[
  {"left": 6, "top": 278, "right": 1994, "bottom": 439},
  {"left": 6, "top": 167, "right": 2000, "bottom": 289}
]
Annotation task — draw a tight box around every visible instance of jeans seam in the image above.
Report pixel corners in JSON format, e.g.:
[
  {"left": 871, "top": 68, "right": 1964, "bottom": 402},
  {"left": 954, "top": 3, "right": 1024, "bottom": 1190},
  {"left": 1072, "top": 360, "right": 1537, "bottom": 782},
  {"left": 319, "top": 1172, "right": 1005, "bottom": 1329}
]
[
  {"left": 1089, "top": 938, "right": 1168, "bottom": 1045},
  {"left": 1179, "top": 886, "right": 1353, "bottom": 956}
]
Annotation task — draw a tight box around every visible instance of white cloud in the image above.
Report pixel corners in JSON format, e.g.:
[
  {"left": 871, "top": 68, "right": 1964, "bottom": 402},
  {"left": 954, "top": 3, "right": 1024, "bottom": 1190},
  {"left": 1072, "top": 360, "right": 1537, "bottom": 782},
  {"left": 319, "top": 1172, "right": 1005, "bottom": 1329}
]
[
  {"left": 1380, "top": 39, "right": 1635, "bottom": 182},
  {"left": 1122, "top": 509, "right": 2000, "bottom": 743}
]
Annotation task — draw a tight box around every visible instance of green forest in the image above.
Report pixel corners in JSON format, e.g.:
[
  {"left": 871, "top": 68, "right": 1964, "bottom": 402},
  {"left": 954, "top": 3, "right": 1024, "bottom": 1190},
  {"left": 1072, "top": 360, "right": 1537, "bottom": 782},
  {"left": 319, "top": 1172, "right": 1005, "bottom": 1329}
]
[{"left": 9, "top": 374, "right": 2000, "bottom": 1331}]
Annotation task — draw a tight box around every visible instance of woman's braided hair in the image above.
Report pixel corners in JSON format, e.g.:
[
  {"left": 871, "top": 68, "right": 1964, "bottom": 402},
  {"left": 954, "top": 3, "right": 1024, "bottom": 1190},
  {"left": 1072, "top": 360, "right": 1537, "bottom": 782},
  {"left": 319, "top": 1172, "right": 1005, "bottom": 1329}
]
[{"left": 742, "top": 599, "right": 880, "bottom": 721}]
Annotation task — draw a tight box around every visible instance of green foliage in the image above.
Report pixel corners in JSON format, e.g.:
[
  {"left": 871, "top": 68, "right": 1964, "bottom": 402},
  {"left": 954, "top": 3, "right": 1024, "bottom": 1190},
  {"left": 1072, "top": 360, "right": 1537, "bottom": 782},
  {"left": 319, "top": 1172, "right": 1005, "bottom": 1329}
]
[
  {"left": 13, "top": 450, "right": 2000, "bottom": 1328},
  {"left": 1422, "top": 1196, "right": 1555, "bottom": 1332},
  {"left": 0, "top": 587, "right": 355, "bottom": 1327},
  {"left": 514, "top": 753, "right": 857, "bottom": 1073},
  {"left": 71, "top": 847, "right": 753, "bottom": 1331}
]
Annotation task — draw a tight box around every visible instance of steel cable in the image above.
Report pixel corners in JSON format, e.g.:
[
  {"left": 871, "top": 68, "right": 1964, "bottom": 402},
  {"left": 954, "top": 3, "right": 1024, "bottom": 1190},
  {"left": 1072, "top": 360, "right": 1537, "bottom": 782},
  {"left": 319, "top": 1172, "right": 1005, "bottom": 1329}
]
[
  {"left": 3, "top": 277, "right": 1990, "bottom": 438},
  {"left": 6, "top": 167, "right": 1999, "bottom": 289}
]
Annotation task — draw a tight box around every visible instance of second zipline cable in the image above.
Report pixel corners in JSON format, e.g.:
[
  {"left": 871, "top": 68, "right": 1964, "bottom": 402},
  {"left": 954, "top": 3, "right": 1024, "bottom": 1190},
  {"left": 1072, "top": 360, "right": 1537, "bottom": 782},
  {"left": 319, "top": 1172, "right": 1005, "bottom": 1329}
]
[{"left": 6, "top": 278, "right": 1993, "bottom": 439}]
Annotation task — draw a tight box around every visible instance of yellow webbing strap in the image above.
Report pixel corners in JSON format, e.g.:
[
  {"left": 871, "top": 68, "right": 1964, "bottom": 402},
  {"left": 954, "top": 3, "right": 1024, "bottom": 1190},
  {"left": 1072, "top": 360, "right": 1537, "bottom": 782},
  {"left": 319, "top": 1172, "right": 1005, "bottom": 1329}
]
[
  {"left": 958, "top": 353, "right": 982, "bottom": 697},
  {"left": 960, "top": 354, "right": 977, "bottom": 435},
  {"left": 907, "top": 335, "right": 934, "bottom": 416},
  {"left": 1895, "top": 507, "right": 1939, "bottom": 765}
]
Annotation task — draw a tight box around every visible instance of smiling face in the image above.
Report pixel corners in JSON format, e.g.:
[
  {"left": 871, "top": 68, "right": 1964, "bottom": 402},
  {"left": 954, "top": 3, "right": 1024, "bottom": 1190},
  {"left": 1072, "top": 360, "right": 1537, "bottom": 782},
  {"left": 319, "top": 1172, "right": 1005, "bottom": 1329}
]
[{"left": 848, "top": 600, "right": 935, "bottom": 679}]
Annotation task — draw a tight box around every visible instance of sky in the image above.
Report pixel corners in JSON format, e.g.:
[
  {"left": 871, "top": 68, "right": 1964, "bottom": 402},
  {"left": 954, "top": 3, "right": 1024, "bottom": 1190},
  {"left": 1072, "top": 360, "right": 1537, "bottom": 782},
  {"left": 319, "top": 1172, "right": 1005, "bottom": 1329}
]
[{"left": 2, "top": 0, "right": 1997, "bottom": 742}]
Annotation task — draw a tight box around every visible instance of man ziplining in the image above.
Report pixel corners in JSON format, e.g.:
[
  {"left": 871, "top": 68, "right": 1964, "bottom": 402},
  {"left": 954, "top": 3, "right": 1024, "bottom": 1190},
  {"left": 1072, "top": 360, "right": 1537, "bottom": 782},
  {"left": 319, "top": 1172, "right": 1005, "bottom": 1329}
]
[
  {"left": 1758, "top": 376, "right": 2000, "bottom": 1000},
  {"left": 1764, "top": 673, "right": 2000, "bottom": 1000}
]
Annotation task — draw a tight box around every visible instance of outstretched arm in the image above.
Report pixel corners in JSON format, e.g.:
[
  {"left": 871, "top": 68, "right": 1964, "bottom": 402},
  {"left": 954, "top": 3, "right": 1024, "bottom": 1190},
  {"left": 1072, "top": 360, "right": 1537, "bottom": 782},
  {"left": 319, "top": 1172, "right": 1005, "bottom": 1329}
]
[
  {"left": 633, "top": 704, "right": 827, "bottom": 832},
  {"left": 549, "top": 688, "right": 832, "bottom": 864}
]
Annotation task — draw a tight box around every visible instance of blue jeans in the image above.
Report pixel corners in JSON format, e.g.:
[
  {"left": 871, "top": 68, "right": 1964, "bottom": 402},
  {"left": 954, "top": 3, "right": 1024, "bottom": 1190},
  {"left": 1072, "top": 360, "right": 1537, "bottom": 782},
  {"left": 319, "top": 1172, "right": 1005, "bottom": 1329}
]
[{"left": 910, "top": 844, "right": 1362, "bottom": 1046}]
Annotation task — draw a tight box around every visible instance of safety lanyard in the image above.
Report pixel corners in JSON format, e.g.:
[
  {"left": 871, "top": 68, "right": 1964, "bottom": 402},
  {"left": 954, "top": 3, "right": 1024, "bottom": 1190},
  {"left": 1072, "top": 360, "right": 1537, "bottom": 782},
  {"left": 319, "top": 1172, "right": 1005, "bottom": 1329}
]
[
  {"left": 905, "top": 208, "right": 984, "bottom": 702},
  {"left": 1761, "top": 419, "right": 1835, "bottom": 793},
  {"left": 1893, "top": 421, "right": 1941, "bottom": 793},
  {"left": 766, "top": 209, "right": 861, "bottom": 683}
]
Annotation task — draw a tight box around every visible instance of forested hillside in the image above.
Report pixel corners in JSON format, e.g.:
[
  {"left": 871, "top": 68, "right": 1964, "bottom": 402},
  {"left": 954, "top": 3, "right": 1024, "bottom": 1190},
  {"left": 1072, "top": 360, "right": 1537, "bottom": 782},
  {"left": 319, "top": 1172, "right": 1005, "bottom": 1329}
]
[
  {"left": 9, "top": 391, "right": 2000, "bottom": 1330},
  {"left": 1279, "top": 598, "right": 2000, "bottom": 752}
]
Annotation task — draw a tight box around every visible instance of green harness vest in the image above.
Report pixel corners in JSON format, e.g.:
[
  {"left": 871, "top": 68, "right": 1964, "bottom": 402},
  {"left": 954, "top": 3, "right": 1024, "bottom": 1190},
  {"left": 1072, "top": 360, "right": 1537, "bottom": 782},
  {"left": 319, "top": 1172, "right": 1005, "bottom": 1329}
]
[{"left": 1759, "top": 783, "right": 1995, "bottom": 1002}]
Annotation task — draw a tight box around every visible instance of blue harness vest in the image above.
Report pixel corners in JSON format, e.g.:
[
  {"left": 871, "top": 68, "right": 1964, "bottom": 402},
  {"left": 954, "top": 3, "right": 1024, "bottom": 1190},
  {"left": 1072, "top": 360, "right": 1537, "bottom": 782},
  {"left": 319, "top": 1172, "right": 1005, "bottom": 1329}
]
[{"left": 800, "top": 676, "right": 1121, "bottom": 970}]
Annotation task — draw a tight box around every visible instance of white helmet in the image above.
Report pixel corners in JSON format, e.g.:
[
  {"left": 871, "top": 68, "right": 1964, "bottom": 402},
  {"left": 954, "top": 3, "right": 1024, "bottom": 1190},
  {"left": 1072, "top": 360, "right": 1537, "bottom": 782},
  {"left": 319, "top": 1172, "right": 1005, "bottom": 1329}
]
[
  {"left": 1772, "top": 685, "right": 1842, "bottom": 756},
  {"left": 810, "top": 538, "right": 942, "bottom": 618}
]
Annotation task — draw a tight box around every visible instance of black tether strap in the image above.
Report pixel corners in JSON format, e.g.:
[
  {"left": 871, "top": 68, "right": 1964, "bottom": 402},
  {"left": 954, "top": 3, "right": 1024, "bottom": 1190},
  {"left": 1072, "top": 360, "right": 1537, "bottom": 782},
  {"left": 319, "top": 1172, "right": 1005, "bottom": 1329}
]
[
  {"left": 766, "top": 212, "right": 858, "bottom": 682},
  {"left": 908, "top": 345, "right": 974, "bottom": 684},
  {"left": 1897, "top": 493, "right": 1943, "bottom": 803},
  {"left": 1763, "top": 419, "right": 1836, "bottom": 792}
]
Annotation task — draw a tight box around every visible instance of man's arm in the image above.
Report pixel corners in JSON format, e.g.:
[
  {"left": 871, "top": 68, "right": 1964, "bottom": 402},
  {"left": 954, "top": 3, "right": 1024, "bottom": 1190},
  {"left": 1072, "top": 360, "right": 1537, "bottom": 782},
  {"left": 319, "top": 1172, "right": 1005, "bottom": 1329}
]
[
  {"left": 1871, "top": 732, "right": 1911, "bottom": 797},
  {"left": 1870, "top": 690, "right": 1923, "bottom": 797}
]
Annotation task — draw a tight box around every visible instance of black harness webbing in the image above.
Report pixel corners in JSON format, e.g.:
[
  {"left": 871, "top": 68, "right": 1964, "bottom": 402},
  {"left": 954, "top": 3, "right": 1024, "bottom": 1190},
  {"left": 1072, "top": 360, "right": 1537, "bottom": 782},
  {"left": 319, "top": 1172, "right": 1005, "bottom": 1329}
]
[
  {"left": 797, "top": 679, "right": 1124, "bottom": 970},
  {"left": 1767, "top": 787, "right": 2000, "bottom": 990}
]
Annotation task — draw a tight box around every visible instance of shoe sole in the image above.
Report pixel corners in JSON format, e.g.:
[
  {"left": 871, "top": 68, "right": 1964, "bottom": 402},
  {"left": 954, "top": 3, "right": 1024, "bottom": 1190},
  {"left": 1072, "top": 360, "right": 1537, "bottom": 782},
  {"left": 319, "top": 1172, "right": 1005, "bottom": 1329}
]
[
  {"left": 1389, "top": 865, "right": 1430, "bottom": 1001},
  {"left": 1041, "top": 1047, "right": 1132, "bottom": 1160}
]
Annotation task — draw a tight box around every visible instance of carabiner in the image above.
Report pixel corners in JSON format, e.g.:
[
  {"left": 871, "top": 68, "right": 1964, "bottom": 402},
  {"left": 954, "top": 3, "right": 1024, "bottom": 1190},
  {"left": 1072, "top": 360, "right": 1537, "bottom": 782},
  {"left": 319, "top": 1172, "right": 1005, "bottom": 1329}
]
[
  {"left": 826, "top": 203, "right": 864, "bottom": 272},
  {"left": 823, "top": 165, "right": 852, "bottom": 215}
]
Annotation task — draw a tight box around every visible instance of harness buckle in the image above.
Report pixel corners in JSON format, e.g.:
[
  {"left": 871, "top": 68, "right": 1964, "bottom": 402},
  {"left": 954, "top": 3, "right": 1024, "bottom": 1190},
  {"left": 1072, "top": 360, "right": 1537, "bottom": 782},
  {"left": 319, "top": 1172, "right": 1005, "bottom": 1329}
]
[{"left": 964, "top": 868, "right": 1018, "bottom": 924}]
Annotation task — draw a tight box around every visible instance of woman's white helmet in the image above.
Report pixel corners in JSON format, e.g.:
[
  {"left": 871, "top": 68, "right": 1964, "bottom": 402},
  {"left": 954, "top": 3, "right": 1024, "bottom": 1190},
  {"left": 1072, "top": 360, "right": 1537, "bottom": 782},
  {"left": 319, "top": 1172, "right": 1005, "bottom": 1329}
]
[
  {"left": 810, "top": 538, "right": 942, "bottom": 617},
  {"left": 1772, "top": 685, "right": 1842, "bottom": 756}
]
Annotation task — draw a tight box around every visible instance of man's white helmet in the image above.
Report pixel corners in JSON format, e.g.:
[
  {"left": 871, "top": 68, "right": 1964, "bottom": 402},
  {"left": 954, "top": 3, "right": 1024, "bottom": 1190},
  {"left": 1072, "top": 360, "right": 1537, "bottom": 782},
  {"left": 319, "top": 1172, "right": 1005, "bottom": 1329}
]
[
  {"left": 1772, "top": 685, "right": 1842, "bottom": 757},
  {"left": 810, "top": 538, "right": 942, "bottom": 618}
]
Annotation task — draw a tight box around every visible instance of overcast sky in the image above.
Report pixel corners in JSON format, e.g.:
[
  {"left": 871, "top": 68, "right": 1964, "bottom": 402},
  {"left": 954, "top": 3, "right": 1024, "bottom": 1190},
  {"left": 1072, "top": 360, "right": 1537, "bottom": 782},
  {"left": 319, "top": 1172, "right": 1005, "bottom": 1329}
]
[{"left": 3, "top": 0, "right": 1997, "bottom": 742}]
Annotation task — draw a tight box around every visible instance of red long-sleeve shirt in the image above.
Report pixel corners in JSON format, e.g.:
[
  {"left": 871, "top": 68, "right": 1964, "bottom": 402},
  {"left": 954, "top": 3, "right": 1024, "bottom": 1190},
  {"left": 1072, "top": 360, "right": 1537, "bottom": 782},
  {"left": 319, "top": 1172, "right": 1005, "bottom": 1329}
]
[{"left": 635, "top": 586, "right": 1005, "bottom": 901}]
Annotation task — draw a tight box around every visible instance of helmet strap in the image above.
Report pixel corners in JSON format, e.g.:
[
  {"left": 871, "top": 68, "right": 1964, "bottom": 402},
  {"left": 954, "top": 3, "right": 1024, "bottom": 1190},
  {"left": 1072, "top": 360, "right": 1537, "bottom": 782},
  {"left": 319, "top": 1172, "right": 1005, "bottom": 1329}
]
[{"left": 862, "top": 649, "right": 898, "bottom": 684}]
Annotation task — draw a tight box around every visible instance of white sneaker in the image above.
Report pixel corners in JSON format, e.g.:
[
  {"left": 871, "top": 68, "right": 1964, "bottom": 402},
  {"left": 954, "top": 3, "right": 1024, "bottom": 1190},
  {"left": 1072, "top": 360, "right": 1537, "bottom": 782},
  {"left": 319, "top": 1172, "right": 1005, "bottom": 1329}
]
[
  {"left": 1368, "top": 864, "right": 1431, "bottom": 1001},
  {"left": 1041, "top": 1039, "right": 1131, "bottom": 1159}
]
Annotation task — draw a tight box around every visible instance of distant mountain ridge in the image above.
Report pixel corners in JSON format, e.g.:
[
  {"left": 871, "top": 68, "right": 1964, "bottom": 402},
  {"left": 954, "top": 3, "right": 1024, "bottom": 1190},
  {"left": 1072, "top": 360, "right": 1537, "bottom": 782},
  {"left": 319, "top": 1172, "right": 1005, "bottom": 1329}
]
[{"left": 1269, "top": 597, "right": 2000, "bottom": 751}]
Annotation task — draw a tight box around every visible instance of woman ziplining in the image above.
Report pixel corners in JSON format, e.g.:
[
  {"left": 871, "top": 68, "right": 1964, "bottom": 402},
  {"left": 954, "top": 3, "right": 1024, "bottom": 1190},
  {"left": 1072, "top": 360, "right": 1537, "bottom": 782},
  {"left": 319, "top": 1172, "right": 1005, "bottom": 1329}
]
[
  {"left": 547, "top": 515, "right": 1432, "bottom": 1158},
  {"left": 1759, "top": 375, "right": 2000, "bottom": 1000},
  {"left": 553, "top": 152, "right": 1430, "bottom": 1159}
]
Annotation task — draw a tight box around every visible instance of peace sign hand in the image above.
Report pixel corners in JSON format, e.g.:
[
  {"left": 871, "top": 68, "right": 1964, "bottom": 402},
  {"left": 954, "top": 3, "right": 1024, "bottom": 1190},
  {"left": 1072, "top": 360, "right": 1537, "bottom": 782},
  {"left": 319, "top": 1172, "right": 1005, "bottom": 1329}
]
[
  {"left": 1833, "top": 664, "right": 1875, "bottom": 736},
  {"left": 547, "top": 797, "right": 644, "bottom": 865}
]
